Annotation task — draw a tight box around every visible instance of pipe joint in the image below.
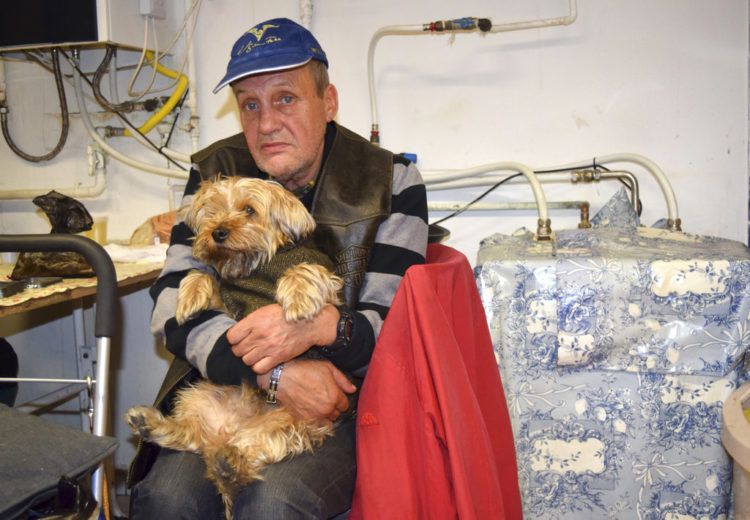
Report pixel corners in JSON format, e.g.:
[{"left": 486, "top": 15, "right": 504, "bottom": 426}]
[
  {"left": 132, "top": 98, "right": 161, "bottom": 112},
  {"left": 578, "top": 202, "right": 592, "bottom": 229},
  {"left": 570, "top": 169, "right": 601, "bottom": 183},
  {"left": 370, "top": 125, "right": 380, "bottom": 146},
  {"left": 423, "top": 17, "right": 492, "bottom": 33},
  {"left": 103, "top": 126, "right": 125, "bottom": 138},
  {"left": 536, "top": 218, "right": 553, "bottom": 241}
]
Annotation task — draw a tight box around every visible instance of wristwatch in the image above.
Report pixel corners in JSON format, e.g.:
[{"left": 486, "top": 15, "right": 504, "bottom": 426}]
[
  {"left": 321, "top": 309, "right": 354, "bottom": 356},
  {"left": 266, "top": 363, "right": 284, "bottom": 404}
]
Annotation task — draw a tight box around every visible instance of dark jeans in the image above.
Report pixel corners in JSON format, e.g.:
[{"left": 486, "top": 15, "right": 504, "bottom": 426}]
[{"left": 129, "top": 414, "right": 356, "bottom": 519}]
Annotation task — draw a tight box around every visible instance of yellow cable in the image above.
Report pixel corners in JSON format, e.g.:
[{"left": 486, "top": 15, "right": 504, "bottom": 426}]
[
  {"left": 123, "top": 51, "right": 188, "bottom": 137},
  {"left": 101, "top": 475, "right": 111, "bottom": 520}
]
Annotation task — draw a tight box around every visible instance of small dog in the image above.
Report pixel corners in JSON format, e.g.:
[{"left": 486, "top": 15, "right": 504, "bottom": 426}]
[{"left": 126, "top": 176, "right": 343, "bottom": 518}]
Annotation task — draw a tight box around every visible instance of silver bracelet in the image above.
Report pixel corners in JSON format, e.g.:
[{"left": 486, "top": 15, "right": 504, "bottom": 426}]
[{"left": 266, "top": 363, "right": 284, "bottom": 404}]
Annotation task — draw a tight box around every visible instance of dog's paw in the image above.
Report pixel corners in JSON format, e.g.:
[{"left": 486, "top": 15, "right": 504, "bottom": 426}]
[
  {"left": 125, "top": 406, "right": 156, "bottom": 441},
  {"left": 276, "top": 264, "right": 343, "bottom": 321},
  {"left": 280, "top": 296, "right": 322, "bottom": 322},
  {"left": 176, "top": 270, "right": 222, "bottom": 324}
]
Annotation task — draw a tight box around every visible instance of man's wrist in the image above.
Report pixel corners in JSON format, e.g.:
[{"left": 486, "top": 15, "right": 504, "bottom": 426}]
[{"left": 320, "top": 308, "right": 354, "bottom": 356}]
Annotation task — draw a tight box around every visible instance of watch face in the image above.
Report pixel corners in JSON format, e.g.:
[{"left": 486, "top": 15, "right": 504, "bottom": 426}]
[
  {"left": 340, "top": 312, "right": 353, "bottom": 340},
  {"left": 323, "top": 311, "right": 353, "bottom": 354}
]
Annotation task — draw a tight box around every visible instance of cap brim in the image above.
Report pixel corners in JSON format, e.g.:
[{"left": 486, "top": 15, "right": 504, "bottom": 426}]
[{"left": 213, "top": 57, "right": 313, "bottom": 94}]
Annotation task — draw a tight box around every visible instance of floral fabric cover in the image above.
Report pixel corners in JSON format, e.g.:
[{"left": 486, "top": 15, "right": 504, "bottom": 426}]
[{"left": 474, "top": 197, "right": 750, "bottom": 519}]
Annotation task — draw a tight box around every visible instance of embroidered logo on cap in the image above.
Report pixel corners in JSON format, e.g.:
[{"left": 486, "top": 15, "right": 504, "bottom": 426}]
[
  {"left": 247, "top": 24, "right": 278, "bottom": 41},
  {"left": 237, "top": 24, "right": 280, "bottom": 56}
]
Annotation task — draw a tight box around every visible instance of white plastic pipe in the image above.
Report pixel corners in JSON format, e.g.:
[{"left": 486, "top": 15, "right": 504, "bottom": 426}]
[
  {"left": 426, "top": 173, "right": 569, "bottom": 190},
  {"left": 299, "top": 0, "right": 313, "bottom": 28},
  {"left": 426, "top": 169, "right": 634, "bottom": 190},
  {"left": 423, "top": 153, "right": 678, "bottom": 226},
  {"left": 70, "top": 56, "right": 189, "bottom": 180},
  {"left": 427, "top": 170, "right": 572, "bottom": 187},
  {"left": 185, "top": 2, "right": 200, "bottom": 154},
  {"left": 367, "top": 0, "right": 577, "bottom": 141},
  {"left": 0, "top": 171, "right": 106, "bottom": 200},
  {"left": 171, "top": 0, "right": 202, "bottom": 154},
  {"left": 426, "top": 161, "right": 550, "bottom": 225},
  {"left": 367, "top": 24, "right": 423, "bottom": 134},
  {"left": 489, "top": 0, "right": 577, "bottom": 33}
]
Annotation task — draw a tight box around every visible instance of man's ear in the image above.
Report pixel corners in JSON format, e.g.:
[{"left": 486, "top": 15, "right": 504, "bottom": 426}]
[{"left": 324, "top": 84, "right": 339, "bottom": 122}]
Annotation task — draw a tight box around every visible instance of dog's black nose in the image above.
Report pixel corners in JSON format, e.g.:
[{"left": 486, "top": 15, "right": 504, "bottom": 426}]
[{"left": 212, "top": 228, "right": 229, "bottom": 243}]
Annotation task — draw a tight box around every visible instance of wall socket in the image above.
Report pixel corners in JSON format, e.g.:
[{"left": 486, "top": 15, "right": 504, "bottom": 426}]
[{"left": 139, "top": 0, "right": 166, "bottom": 19}]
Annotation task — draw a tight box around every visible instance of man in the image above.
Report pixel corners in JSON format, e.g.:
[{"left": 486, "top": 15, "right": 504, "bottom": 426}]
[{"left": 129, "top": 17, "right": 428, "bottom": 519}]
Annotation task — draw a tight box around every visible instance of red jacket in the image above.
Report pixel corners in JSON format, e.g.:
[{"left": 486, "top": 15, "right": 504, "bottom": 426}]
[{"left": 350, "top": 244, "right": 522, "bottom": 520}]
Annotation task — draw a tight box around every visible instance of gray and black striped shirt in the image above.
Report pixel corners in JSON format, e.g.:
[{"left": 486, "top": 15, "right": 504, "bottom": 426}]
[{"left": 149, "top": 124, "right": 428, "bottom": 385}]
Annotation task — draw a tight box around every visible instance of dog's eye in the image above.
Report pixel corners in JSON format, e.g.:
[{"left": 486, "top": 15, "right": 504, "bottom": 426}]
[{"left": 245, "top": 206, "right": 255, "bottom": 216}]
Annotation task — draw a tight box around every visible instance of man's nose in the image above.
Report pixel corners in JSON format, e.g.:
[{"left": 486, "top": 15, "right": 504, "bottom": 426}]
[{"left": 258, "top": 107, "right": 282, "bottom": 134}]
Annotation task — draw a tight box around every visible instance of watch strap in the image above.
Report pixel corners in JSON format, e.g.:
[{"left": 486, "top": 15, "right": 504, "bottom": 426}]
[
  {"left": 321, "top": 309, "right": 354, "bottom": 355},
  {"left": 266, "top": 363, "right": 284, "bottom": 404}
]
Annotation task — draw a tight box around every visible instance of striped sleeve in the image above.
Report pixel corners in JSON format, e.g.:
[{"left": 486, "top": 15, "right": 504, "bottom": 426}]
[
  {"left": 325, "top": 157, "right": 428, "bottom": 375},
  {"left": 149, "top": 167, "right": 257, "bottom": 386}
]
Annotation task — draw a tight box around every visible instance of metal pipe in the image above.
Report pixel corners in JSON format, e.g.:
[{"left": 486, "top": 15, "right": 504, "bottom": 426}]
[
  {"left": 594, "top": 170, "right": 639, "bottom": 212},
  {"left": 553, "top": 153, "right": 679, "bottom": 229},
  {"left": 90, "top": 336, "right": 111, "bottom": 504},
  {"left": 0, "top": 377, "right": 93, "bottom": 384},
  {"left": 428, "top": 200, "right": 584, "bottom": 212},
  {"left": 14, "top": 382, "right": 89, "bottom": 415}
]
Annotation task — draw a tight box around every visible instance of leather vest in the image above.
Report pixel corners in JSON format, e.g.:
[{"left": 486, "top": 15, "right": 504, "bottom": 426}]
[{"left": 128, "top": 123, "right": 392, "bottom": 486}]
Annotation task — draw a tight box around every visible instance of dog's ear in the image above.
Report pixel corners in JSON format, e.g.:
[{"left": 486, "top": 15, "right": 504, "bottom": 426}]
[
  {"left": 266, "top": 182, "right": 316, "bottom": 241},
  {"left": 184, "top": 180, "right": 216, "bottom": 233}
]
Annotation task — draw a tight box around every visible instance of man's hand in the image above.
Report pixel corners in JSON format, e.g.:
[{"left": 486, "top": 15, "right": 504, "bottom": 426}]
[
  {"left": 228, "top": 303, "right": 338, "bottom": 374},
  {"left": 258, "top": 358, "right": 357, "bottom": 422}
]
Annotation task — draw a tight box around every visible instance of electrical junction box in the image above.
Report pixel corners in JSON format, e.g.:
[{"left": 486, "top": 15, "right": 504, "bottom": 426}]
[
  {"left": 0, "top": 0, "right": 177, "bottom": 52},
  {"left": 139, "top": 0, "right": 167, "bottom": 20}
]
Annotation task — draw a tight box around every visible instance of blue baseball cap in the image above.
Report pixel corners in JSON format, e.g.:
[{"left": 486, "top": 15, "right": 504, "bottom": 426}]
[{"left": 213, "top": 18, "right": 328, "bottom": 93}]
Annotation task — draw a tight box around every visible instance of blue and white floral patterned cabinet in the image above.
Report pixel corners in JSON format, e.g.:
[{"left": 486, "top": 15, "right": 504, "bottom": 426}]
[{"left": 475, "top": 199, "right": 750, "bottom": 519}]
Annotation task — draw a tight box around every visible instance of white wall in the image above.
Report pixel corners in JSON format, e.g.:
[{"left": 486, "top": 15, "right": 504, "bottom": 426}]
[
  {"left": 0, "top": 0, "right": 747, "bottom": 480},
  {"left": 192, "top": 0, "right": 750, "bottom": 262}
]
